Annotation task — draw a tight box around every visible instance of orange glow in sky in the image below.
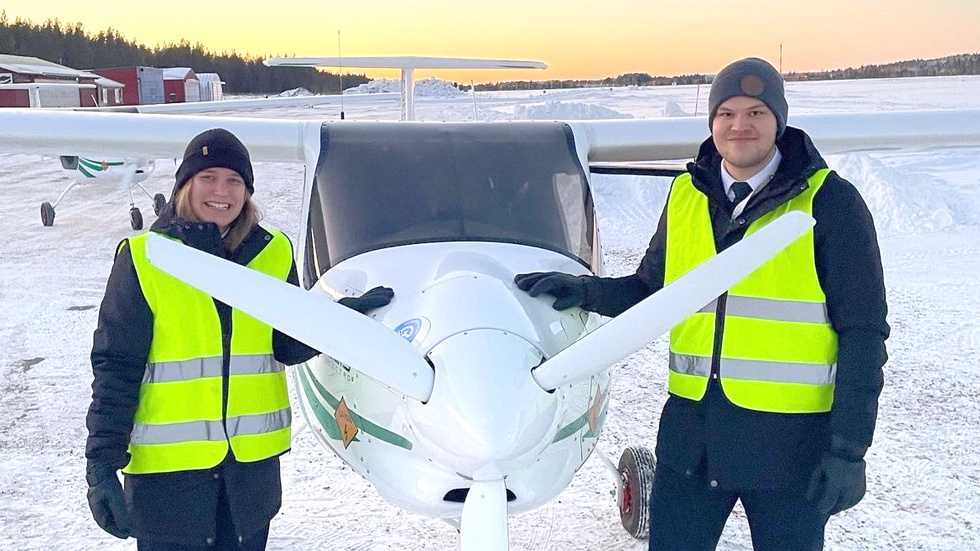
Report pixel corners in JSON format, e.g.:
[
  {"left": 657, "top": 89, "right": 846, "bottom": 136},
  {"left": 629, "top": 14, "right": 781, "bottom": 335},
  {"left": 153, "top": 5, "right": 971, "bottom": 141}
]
[{"left": 2, "top": 0, "right": 978, "bottom": 83}]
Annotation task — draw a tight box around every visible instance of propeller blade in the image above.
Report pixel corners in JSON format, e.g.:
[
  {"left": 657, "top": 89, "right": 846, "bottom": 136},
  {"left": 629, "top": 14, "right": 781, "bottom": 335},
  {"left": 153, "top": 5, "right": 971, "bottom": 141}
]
[
  {"left": 145, "top": 233, "right": 434, "bottom": 402},
  {"left": 460, "top": 479, "right": 509, "bottom": 551},
  {"left": 532, "top": 210, "right": 815, "bottom": 391}
]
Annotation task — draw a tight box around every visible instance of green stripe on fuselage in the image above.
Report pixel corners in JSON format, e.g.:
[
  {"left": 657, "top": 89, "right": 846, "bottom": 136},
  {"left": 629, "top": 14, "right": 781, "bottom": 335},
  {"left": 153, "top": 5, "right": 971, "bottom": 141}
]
[
  {"left": 296, "top": 365, "right": 344, "bottom": 441},
  {"left": 297, "top": 363, "right": 413, "bottom": 451},
  {"left": 552, "top": 399, "right": 608, "bottom": 442},
  {"left": 76, "top": 164, "right": 96, "bottom": 178},
  {"left": 78, "top": 157, "right": 123, "bottom": 171}
]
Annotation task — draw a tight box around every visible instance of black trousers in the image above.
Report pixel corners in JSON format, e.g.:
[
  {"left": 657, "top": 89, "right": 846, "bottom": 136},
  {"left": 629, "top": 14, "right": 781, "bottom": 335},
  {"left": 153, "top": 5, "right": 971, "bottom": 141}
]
[
  {"left": 136, "top": 484, "right": 270, "bottom": 551},
  {"left": 649, "top": 463, "right": 829, "bottom": 551}
]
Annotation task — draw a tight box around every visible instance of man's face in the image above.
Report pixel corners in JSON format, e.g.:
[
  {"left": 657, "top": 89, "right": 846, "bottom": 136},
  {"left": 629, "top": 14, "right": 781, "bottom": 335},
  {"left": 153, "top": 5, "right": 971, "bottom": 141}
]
[
  {"left": 188, "top": 167, "right": 247, "bottom": 230},
  {"left": 711, "top": 96, "right": 778, "bottom": 179}
]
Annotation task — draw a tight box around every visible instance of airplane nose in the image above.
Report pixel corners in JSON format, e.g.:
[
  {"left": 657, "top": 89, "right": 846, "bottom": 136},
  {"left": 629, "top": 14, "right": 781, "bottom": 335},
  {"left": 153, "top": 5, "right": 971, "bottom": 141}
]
[{"left": 409, "top": 329, "right": 559, "bottom": 477}]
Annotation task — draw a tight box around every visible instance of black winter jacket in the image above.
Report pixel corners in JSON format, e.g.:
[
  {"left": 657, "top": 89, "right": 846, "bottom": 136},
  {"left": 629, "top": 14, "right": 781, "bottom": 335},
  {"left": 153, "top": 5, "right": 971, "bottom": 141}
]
[
  {"left": 582, "top": 127, "right": 889, "bottom": 490},
  {"left": 85, "top": 207, "right": 318, "bottom": 544}
]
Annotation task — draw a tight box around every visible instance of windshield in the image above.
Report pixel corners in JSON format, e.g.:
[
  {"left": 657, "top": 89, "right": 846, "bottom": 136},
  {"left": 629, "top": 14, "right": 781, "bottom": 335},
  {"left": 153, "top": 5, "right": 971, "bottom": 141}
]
[{"left": 305, "top": 122, "right": 594, "bottom": 280}]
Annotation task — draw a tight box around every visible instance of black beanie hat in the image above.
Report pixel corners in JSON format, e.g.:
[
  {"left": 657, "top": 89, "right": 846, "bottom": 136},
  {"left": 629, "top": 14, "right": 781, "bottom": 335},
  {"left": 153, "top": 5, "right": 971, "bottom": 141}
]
[
  {"left": 708, "top": 57, "right": 788, "bottom": 138},
  {"left": 173, "top": 128, "right": 254, "bottom": 195}
]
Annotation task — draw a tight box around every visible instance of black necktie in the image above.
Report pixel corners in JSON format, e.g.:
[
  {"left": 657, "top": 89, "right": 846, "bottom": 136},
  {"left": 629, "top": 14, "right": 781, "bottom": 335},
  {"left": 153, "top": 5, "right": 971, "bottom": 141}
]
[{"left": 731, "top": 181, "right": 752, "bottom": 205}]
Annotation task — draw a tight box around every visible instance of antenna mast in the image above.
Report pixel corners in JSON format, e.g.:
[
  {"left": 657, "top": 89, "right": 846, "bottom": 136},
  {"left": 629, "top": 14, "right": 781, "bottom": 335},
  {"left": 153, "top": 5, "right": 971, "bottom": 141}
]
[{"left": 338, "top": 30, "right": 345, "bottom": 120}]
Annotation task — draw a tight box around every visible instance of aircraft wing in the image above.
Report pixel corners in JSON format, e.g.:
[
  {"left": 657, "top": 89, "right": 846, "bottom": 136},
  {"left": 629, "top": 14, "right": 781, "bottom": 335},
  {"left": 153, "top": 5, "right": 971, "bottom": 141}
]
[
  {"left": 75, "top": 92, "right": 398, "bottom": 115},
  {"left": 0, "top": 109, "right": 320, "bottom": 162},
  {"left": 264, "top": 56, "right": 548, "bottom": 70},
  {"left": 0, "top": 108, "right": 977, "bottom": 165},
  {"left": 570, "top": 108, "right": 980, "bottom": 163}
]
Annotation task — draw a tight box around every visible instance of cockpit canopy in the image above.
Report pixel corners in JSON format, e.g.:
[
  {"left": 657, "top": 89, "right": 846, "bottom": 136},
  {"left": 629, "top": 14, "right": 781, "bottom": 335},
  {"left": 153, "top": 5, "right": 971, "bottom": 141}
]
[{"left": 304, "top": 122, "right": 595, "bottom": 283}]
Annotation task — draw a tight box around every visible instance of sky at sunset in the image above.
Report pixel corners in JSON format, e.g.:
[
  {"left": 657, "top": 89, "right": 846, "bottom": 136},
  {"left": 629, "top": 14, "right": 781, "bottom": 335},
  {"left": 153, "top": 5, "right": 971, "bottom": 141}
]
[{"left": 3, "top": 0, "right": 979, "bottom": 83}]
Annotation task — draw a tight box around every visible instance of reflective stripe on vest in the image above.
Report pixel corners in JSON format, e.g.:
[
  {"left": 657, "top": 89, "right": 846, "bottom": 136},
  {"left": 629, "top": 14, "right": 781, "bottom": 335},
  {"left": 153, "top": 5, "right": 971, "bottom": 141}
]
[
  {"left": 665, "top": 169, "right": 838, "bottom": 413},
  {"left": 125, "top": 229, "right": 294, "bottom": 474}
]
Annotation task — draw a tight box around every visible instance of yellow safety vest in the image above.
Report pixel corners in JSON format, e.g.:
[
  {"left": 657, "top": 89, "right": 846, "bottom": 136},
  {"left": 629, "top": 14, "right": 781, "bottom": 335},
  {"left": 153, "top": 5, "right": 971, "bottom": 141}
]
[
  {"left": 123, "top": 229, "right": 293, "bottom": 474},
  {"left": 665, "top": 169, "right": 838, "bottom": 413}
]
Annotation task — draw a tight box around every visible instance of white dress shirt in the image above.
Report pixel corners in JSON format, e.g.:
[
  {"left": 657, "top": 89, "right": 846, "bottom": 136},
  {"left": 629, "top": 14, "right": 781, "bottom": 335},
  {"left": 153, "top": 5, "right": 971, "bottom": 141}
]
[{"left": 720, "top": 148, "right": 783, "bottom": 218}]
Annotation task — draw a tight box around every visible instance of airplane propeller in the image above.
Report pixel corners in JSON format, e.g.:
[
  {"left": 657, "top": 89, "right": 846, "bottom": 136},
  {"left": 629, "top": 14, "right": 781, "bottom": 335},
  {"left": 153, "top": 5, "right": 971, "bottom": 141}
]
[
  {"left": 531, "top": 210, "right": 816, "bottom": 391},
  {"left": 144, "top": 233, "right": 435, "bottom": 402},
  {"left": 460, "top": 479, "right": 509, "bottom": 551}
]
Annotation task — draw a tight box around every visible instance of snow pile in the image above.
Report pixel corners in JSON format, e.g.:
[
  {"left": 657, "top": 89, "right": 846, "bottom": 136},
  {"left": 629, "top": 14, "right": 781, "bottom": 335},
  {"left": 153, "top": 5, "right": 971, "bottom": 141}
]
[
  {"left": 832, "top": 153, "right": 971, "bottom": 235},
  {"left": 513, "top": 100, "right": 632, "bottom": 120},
  {"left": 345, "top": 78, "right": 464, "bottom": 97},
  {"left": 591, "top": 174, "right": 669, "bottom": 253},
  {"left": 662, "top": 101, "right": 692, "bottom": 117},
  {"left": 278, "top": 87, "right": 311, "bottom": 97}
]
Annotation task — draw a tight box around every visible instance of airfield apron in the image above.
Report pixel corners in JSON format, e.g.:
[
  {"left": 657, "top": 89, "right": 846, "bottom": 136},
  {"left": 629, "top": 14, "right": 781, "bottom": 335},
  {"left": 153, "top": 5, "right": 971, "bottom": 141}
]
[
  {"left": 664, "top": 169, "right": 838, "bottom": 413},
  {"left": 123, "top": 230, "right": 293, "bottom": 474}
]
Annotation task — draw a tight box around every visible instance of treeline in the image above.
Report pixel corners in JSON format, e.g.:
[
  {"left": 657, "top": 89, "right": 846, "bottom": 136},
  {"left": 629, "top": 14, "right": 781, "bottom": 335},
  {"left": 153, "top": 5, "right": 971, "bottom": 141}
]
[
  {"left": 470, "top": 72, "right": 709, "bottom": 91},
  {"left": 787, "top": 53, "right": 980, "bottom": 80},
  {"left": 471, "top": 53, "right": 980, "bottom": 91},
  {"left": 0, "top": 13, "right": 369, "bottom": 94}
]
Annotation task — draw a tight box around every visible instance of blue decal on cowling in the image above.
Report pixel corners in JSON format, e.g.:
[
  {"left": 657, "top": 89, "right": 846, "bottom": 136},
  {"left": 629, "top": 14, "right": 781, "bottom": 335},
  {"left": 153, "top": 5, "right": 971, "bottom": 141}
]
[{"left": 395, "top": 319, "right": 423, "bottom": 342}]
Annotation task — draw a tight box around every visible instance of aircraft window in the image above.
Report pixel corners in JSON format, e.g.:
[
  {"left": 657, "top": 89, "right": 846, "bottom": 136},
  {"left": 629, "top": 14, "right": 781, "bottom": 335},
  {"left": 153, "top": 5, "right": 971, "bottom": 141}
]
[
  {"left": 308, "top": 122, "right": 594, "bottom": 273},
  {"left": 59, "top": 156, "right": 79, "bottom": 170}
]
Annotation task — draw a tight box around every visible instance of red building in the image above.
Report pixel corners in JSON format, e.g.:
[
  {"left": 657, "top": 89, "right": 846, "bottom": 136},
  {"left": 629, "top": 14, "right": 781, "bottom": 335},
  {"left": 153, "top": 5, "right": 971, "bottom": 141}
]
[
  {"left": 0, "top": 53, "right": 104, "bottom": 108},
  {"left": 162, "top": 67, "right": 200, "bottom": 103}
]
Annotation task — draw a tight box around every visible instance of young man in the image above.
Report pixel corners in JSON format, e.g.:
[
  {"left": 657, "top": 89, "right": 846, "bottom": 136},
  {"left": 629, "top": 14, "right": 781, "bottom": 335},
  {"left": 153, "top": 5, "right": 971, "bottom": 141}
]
[{"left": 514, "top": 57, "right": 888, "bottom": 550}]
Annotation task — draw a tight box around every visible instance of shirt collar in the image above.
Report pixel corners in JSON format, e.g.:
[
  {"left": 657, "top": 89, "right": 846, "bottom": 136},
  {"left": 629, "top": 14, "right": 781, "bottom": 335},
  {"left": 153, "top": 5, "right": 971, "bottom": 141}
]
[{"left": 720, "top": 147, "right": 783, "bottom": 201}]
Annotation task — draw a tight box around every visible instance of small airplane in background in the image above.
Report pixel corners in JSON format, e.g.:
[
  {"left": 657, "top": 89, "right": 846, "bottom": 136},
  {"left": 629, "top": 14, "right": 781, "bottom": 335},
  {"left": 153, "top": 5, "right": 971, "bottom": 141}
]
[
  {"left": 1, "top": 56, "right": 978, "bottom": 550},
  {"left": 263, "top": 56, "right": 548, "bottom": 120},
  {"left": 42, "top": 154, "right": 161, "bottom": 229},
  {"left": 0, "top": 81, "right": 163, "bottom": 228},
  {"left": 1, "top": 81, "right": 404, "bottom": 229}
]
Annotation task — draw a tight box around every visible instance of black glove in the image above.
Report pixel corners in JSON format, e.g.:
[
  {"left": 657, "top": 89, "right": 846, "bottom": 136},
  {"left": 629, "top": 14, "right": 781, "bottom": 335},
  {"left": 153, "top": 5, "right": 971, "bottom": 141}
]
[
  {"left": 805, "top": 453, "right": 867, "bottom": 516},
  {"left": 339, "top": 286, "right": 394, "bottom": 315},
  {"left": 85, "top": 461, "right": 132, "bottom": 539},
  {"left": 514, "top": 272, "right": 591, "bottom": 311}
]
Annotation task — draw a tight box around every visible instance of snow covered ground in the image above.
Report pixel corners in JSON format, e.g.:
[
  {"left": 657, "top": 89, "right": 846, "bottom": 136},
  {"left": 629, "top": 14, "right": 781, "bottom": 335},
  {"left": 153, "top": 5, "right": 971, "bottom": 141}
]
[{"left": 1, "top": 76, "right": 979, "bottom": 550}]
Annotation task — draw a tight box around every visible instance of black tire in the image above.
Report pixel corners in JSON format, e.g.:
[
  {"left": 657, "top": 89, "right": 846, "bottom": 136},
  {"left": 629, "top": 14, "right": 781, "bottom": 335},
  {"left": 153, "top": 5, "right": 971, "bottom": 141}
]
[
  {"left": 130, "top": 207, "right": 143, "bottom": 231},
  {"left": 618, "top": 445, "right": 656, "bottom": 539},
  {"left": 153, "top": 193, "right": 166, "bottom": 216},
  {"left": 40, "top": 202, "right": 55, "bottom": 227}
]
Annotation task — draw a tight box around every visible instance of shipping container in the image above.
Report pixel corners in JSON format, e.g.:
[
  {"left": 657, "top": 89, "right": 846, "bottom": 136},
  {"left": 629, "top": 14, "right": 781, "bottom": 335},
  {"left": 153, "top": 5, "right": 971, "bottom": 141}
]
[{"left": 92, "top": 67, "right": 165, "bottom": 105}]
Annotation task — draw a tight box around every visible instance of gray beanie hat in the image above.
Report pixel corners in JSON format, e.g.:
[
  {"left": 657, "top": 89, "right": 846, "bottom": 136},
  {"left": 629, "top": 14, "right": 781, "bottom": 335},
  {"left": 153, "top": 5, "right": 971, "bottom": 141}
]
[
  {"left": 708, "top": 57, "right": 788, "bottom": 137},
  {"left": 173, "top": 128, "right": 254, "bottom": 196}
]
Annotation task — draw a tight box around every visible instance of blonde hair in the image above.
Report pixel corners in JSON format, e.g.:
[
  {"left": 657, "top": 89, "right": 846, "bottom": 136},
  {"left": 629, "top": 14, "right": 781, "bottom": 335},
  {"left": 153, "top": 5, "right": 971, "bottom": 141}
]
[{"left": 174, "top": 184, "right": 263, "bottom": 253}]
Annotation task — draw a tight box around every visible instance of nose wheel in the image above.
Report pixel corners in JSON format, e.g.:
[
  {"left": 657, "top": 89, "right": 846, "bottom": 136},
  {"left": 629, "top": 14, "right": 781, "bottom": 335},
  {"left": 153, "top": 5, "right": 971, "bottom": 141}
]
[
  {"left": 153, "top": 193, "right": 167, "bottom": 216},
  {"left": 617, "top": 446, "right": 655, "bottom": 539},
  {"left": 130, "top": 207, "right": 143, "bottom": 230}
]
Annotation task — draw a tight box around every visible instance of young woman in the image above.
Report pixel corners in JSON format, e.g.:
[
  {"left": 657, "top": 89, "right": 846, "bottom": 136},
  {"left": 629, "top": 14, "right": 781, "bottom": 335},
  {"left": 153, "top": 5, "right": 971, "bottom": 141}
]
[{"left": 84, "top": 128, "right": 390, "bottom": 550}]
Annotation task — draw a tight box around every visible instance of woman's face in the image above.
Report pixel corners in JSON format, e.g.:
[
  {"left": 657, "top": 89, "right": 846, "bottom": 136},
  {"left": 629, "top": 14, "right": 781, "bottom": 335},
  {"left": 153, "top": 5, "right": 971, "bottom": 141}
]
[{"left": 187, "top": 167, "right": 247, "bottom": 230}]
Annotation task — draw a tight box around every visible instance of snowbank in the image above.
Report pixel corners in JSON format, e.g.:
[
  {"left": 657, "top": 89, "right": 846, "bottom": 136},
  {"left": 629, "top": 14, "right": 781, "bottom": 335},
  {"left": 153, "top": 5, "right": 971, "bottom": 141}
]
[
  {"left": 513, "top": 100, "right": 632, "bottom": 120},
  {"left": 345, "top": 78, "right": 465, "bottom": 97},
  {"left": 278, "top": 87, "right": 312, "bottom": 97}
]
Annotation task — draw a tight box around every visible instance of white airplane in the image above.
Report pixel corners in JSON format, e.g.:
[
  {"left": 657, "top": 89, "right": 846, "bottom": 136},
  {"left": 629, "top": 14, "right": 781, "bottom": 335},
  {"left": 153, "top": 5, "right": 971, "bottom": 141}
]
[{"left": 1, "top": 59, "right": 978, "bottom": 550}]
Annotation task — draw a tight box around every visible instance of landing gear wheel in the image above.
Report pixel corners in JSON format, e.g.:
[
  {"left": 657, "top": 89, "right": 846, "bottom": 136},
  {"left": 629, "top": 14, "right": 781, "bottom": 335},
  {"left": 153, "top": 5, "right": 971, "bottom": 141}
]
[
  {"left": 153, "top": 193, "right": 166, "bottom": 216},
  {"left": 618, "top": 446, "right": 656, "bottom": 539},
  {"left": 40, "top": 202, "right": 55, "bottom": 226},
  {"left": 130, "top": 207, "right": 143, "bottom": 230}
]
